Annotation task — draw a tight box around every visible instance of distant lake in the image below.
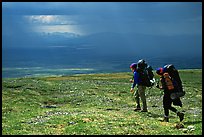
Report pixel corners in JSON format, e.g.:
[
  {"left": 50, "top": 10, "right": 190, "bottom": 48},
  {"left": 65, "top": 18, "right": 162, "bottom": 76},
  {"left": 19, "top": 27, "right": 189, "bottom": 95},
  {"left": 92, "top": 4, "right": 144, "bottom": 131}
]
[{"left": 2, "top": 48, "right": 202, "bottom": 78}]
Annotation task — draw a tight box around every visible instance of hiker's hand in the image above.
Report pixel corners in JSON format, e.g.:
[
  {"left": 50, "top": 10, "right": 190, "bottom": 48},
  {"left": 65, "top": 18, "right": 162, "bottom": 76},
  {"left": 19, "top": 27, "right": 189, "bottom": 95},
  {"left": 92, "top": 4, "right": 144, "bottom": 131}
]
[
  {"left": 130, "top": 88, "right": 134, "bottom": 93},
  {"left": 130, "top": 79, "right": 134, "bottom": 83}
]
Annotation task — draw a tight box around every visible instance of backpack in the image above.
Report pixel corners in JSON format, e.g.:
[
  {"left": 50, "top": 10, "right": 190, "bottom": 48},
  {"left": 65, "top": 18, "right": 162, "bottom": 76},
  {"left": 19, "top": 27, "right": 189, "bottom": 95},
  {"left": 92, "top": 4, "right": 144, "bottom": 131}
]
[
  {"left": 137, "top": 60, "right": 155, "bottom": 87},
  {"left": 163, "top": 64, "right": 185, "bottom": 98},
  {"left": 163, "top": 72, "right": 175, "bottom": 90}
]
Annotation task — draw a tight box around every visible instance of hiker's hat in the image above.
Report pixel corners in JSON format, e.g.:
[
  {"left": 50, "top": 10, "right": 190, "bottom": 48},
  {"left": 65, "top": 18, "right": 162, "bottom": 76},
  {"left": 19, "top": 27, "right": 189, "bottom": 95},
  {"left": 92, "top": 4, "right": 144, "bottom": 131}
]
[
  {"left": 156, "top": 67, "right": 163, "bottom": 75},
  {"left": 130, "top": 63, "right": 137, "bottom": 69}
]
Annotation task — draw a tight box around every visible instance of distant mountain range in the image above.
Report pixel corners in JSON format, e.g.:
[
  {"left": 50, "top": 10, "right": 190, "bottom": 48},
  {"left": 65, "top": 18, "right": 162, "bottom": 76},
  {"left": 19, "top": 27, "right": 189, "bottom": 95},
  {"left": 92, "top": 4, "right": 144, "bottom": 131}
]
[
  {"left": 3, "top": 31, "right": 202, "bottom": 61},
  {"left": 35, "top": 31, "right": 202, "bottom": 58},
  {"left": 2, "top": 32, "right": 202, "bottom": 78}
]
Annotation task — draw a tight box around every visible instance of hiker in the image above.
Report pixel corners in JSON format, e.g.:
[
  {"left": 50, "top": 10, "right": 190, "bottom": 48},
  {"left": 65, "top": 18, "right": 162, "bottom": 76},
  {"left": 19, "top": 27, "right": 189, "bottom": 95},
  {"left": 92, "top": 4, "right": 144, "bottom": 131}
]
[
  {"left": 129, "top": 59, "right": 149, "bottom": 112},
  {"left": 156, "top": 66, "right": 184, "bottom": 122}
]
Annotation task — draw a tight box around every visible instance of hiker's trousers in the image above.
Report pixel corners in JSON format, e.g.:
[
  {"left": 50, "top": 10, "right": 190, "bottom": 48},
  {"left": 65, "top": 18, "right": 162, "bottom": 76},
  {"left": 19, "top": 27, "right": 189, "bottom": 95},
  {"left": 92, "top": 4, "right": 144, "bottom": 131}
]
[{"left": 134, "top": 85, "right": 147, "bottom": 110}]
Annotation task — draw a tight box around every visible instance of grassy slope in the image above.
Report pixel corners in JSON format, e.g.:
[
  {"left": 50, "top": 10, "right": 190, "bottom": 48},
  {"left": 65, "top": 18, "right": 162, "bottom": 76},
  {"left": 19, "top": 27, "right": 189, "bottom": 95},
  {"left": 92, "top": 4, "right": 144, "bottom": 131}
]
[{"left": 2, "top": 69, "right": 202, "bottom": 135}]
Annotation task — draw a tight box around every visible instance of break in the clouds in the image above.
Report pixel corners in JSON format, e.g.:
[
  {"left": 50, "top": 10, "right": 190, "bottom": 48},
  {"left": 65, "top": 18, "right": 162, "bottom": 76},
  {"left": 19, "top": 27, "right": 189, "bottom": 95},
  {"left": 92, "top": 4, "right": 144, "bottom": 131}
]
[
  {"left": 2, "top": 2, "right": 202, "bottom": 58},
  {"left": 3, "top": 2, "right": 202, "bottom": 35},
  {"left": 24, "top": 15, "right": 85, "bottom": 34}
]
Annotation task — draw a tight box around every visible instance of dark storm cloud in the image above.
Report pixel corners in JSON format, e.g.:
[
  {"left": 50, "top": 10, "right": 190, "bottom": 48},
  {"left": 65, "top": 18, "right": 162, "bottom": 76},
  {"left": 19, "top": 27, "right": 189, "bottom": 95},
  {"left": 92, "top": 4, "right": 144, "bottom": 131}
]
[
  {"left": 2, "top": 2, "right": 202, "bottom": 57},
  {"left": 3, "top": 2, "right": 202, "bottom": 35}
]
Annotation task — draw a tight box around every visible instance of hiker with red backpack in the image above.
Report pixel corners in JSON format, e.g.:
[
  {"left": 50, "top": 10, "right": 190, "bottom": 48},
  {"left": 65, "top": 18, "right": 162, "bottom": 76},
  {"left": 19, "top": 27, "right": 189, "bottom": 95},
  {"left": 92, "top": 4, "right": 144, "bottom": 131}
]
[
  {"left": 129, "top": 59, "right": 154, "bottom": 112},
  {"left": 156, "top": 64, "right": 185, "bottom": 122}
]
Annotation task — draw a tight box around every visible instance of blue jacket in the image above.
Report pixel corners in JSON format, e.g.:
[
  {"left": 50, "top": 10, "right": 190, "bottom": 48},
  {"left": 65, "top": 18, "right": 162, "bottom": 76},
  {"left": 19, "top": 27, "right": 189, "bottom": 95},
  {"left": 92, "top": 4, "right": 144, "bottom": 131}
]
[{"left": 131, "top": 70, "right": 140, "bottom": 88}]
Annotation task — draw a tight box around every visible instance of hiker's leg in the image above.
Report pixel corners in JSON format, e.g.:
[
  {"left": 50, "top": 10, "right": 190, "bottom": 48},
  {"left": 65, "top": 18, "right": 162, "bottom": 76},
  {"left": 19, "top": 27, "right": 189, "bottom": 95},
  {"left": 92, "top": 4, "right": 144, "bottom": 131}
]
[
  {"left": 134, "top": 89, "right": 140, "bottom": 109},
  {"left": 138, "top": 85, "right": 147, "bottom": 111},
  {"left": 169, "top": 106, "right": 184, "bottom": 122},
  {"left": 163, "top": 93, "right": 171, "bottom": 121},
  {"left": 169, "top": 106, "right": 177, "bottom": 113},
  {"left": 163, "top": 99, "right": 170, "bottom": 117},
  {"left": 162, "top": 107, "right": 169, "bottom": 122}
]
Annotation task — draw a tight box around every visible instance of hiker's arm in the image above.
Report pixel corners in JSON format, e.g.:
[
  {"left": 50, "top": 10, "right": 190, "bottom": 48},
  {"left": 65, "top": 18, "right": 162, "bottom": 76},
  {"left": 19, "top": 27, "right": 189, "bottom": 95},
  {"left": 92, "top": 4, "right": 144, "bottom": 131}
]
[
  {"left": 130, "top": 72, "right": 139, "bottom": 92},
  {"left": 156, "top": 77, "right": 164, "bottom": 89},
  {"left": 132, "top": 72, "right": 139, "bottom": 88}
]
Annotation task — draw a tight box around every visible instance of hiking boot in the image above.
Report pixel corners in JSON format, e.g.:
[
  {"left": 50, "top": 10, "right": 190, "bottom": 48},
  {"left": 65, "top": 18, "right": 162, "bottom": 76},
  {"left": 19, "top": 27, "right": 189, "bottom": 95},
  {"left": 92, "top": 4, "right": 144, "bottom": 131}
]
[
  {"left": 161, "top": 117, "right": 169, "bottom": 122},
  {"left": 134, "top": 108, "right": 141, "bottom": 111},
  {"left": 177, "top": 112, "right": 184, "bottom": 122},
  {"left": 141, "top": 109, "right": 148, "bottom": 112}
]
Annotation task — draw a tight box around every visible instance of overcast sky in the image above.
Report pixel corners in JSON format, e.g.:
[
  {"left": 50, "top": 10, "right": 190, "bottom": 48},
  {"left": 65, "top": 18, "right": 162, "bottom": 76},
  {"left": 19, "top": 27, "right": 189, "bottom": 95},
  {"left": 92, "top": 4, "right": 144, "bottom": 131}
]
[
  {"left": 3, "top": 2, "right": 202, "bottom": 36},
  {"left": 2, "top": 1, "right": 202, "bottom": 73}
]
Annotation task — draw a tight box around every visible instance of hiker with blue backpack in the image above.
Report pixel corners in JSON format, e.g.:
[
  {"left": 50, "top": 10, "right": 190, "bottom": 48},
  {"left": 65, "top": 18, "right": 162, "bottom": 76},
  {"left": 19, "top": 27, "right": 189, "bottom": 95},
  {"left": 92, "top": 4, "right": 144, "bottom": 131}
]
[
  {"left": 156, "top": 64, "right": 185, "bottom": 122},
  {"left": 130, "top": 59, "right": 155, "bottom": 112}
]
